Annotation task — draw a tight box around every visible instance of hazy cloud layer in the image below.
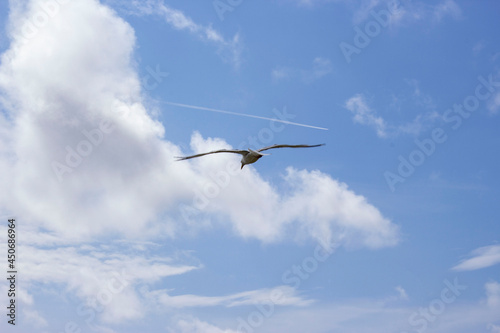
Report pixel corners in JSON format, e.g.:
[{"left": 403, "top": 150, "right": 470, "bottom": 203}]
[{"left": 168, "top": 280, "right": 500, "bottom": 333}]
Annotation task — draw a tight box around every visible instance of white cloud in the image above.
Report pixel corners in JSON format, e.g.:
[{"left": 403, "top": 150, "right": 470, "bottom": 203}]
[
  {"left": 0, "top": 5, "right": 400, "bottom": 328},
  {"left": 488, "top": 92, "right": 500, "bottom": 114},
  {"left": 0, "top": 0, "right": 176, "bottom": 240},
  {"left": 351, "top": 0, "right": 461, "bottom": 26},
  {"left": 118, "top": 0, "right": 243, "bottom": 69},
  {"left": 486, "top": 72, "right": 500, "bottom": 114},
  {"left": 284, "top": 0, "right": 461, "bottom": 27},
  {"left": 394, "top": 0, "right": 461, "bottom": 26},
  {"left": 271, "top": 67, "right": 291, "bottom": 80},
  {"left": 452, "top": 245, "right": 500, "bottom": 271},
  {"left": 0, "top": 2, "right": 400, "bottom": 329},
  {"left": 344, "top": 94, "right": 388, "bottom": 137},
  {"left": 486, "top": 282, "right": 500, "bottom": 307},
  {"left": 405, "top": 79, "right": 436, "bottom": 109},
  {"left": 307, "top": 57, "right": 334, "bottom": 82},
  {"left": 284, "top": 0, "right": 342, "bottom": 8},
  {"left": 172, "top": 318, "right": 238, "bottom": 333},
  {"left": 272, "top": 57, "right": 333, "bottom": 83},
  {"left": 180, "top": 147, "right": 399, "bottom": 248},
  {"left": 391, "top": 79, "right": 439, "bottom": 135},
  {"left": 395, "top": 111, "right": 439, "bottom": 136},
  {"left": 16, "top": 240, "right": 200, "bottom": 324},
  {"left": 473, "top": 41, "right": 485, "bottom": 56},
  {"left": 0, "top": 0, "right": 397, "bottom": 250},
  {"left": 351, "top": 0, "right": 383, "bottom": 25},
  {"left": 280, "top": 167, "right": 399, "bottom": 248},
  {"left": 395, "top": 285, "right": 408, "bottom": 300},
  {"left": 219, "top": 282, "right": 500, "bottom": 333},
  {"left": 17, "top": 287, "right": 34, "bottom": 305},
  {"left": 345, "top": 82, "right": 440, "bottom": 138},
  {"left": 150, "top": 285, "right": 312, "bottom": 308},
  {"left": 0, "top": 232, "right": 202, "bottom": 329},
  {"left": 489, "top": 323, "right": 500, "bottom": 333},
  {"left": 23, "top": 309, "right": 48, "bottom": 329},
  {"left": 433, "top": 0, "right": 462, "bottom": 22}
]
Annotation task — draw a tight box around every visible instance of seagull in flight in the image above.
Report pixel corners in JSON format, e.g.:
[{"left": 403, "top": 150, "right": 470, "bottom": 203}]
[{"left": 176, "top": 144, "right": 325, "bottom": 169}]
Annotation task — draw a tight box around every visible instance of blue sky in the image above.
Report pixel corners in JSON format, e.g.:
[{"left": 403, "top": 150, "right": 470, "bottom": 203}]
[{"left": 0, "top": 0, "right": 500, "bottom": 332}]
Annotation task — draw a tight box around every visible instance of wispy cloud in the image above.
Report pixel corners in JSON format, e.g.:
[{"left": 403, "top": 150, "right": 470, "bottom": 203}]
[
  {"left": 23, "top": 309, "right": 48, "bottom": 329},
  {"left": 172, "top": 318, "right": 239, "bottom": 333},
  {"left": 284, "top": 0, "right": 462, "bottom": 27},
  {"left": 395, "top": 285, "right": 409, "bottom": 300},
  {"left": 0, "top": 232, "right": 201, "bottom": 328},
  {"left": 149, "top": 285, "right": 313, "bottom": 308},
  {"left": 489, "top": 323, "right": 500, "bottom": 333},
  {"left": 116, "top": 0, "right": 243, "bottom": 69},
  {"left": 344, "top": 94, "right": 388, "bottom": 137},
  {"left": 433, "top": 0, "right": 462, "bottom": 22},
  {"left": 485, "top": 71, "right": 500, "bottom": 114},
  {"left": 351, "top": 0, "right": 385, "bottom": 25},
  {"left": 332, "top": 0, "right": 462, "bottom": 26},
  {"left": 473, "top": 41, "right": 485, "bottom": 56},
  {"left": 306, "top": 57, "right": 334, "bottom": 82},
  {"left": 284, "top": 0, "right": 342, "bottom": 8},
  {"left": 344, "top": 80, "right": 440, "bottom": 137},
  {"left": 486, "top": 281, "right": 500, "bottom": 307},
  {"left": 405, "top": 79, "right": 437, "bottom": 110},
  {"left": 272, "top": 57, "right": 333, "bottom": 83},
  {"left": 488, "top": 91, "right": 500, "bottom": 114},
  {"left": 384, "top": 0, "right": 461, "bottom": 27},
  {"left": 452, "top": 245, "right": 500, "bottom": 271},
  {"left": 173, "top": 281, "right": 500, "bottom": 333}
]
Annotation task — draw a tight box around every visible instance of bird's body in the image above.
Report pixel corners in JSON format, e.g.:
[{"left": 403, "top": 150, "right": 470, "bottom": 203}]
[
  {"left": 176, "top": 144, "right": 325, "bottom": 169},
  {"left": 240, "top": 149, "right": 269, "bottom": 167}
]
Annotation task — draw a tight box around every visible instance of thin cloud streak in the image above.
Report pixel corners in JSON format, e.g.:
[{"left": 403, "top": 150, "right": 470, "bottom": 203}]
[
  {"left": 149, "top": 285, "right": 312, "bottom": 308},
  {"left": 115, "top": 0, "right": 243, "bottom": 69},
  {"left": 452, "top": 244, "right": 500, "bottom": 271},
  {"left": 163, "top": 101, "right": 329, "bottom": 131}
]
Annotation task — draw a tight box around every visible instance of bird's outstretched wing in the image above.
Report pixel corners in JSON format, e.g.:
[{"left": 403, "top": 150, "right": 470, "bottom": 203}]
[
  {"left": 175, "top": 149, "right": 248, "bottom": 161},
  {"left": 257, "top": 143, "right": 325, "bottom": 152}
]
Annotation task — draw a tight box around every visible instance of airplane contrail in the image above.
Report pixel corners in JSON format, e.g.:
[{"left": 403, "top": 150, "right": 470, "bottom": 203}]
[{"left": 162, "top": 101, "right": 329, "bottom": 131}]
